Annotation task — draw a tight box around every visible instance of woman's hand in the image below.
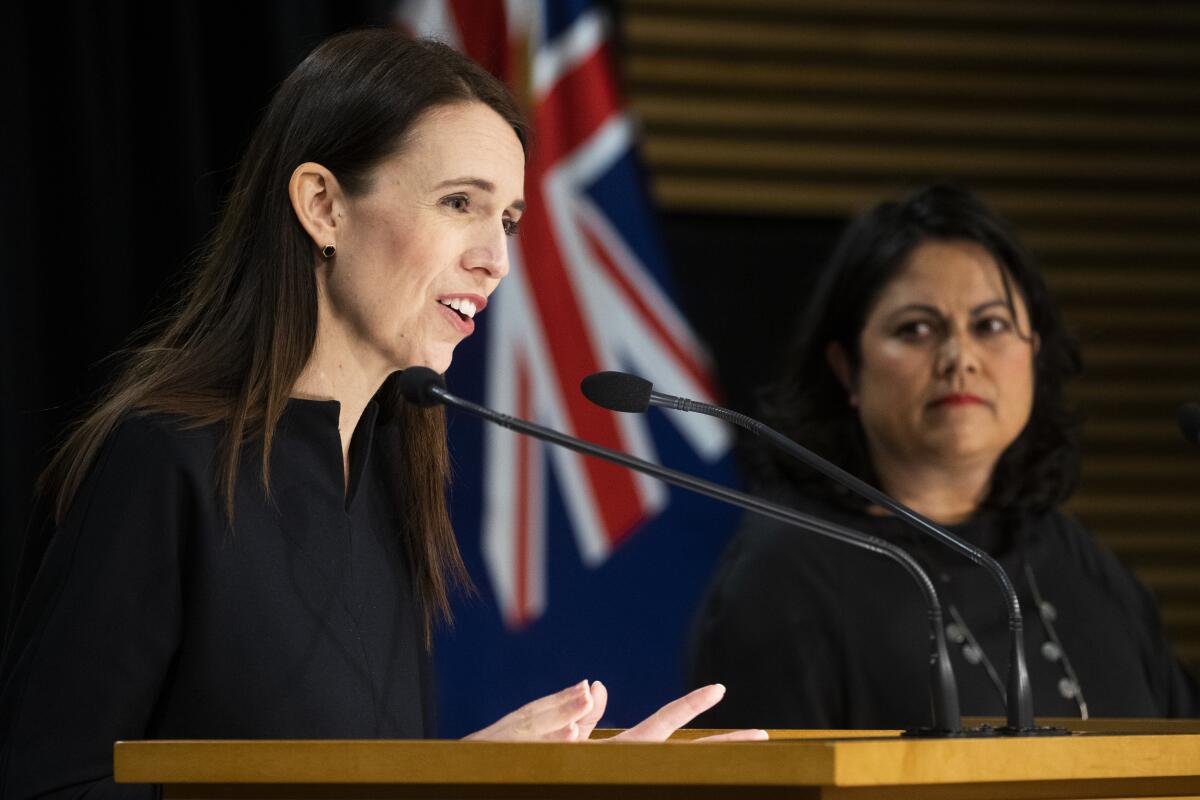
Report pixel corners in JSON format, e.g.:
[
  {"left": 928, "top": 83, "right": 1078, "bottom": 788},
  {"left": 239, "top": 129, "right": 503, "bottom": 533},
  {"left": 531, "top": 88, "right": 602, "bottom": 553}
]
[
  {"left": 464, "top": 680, "right": 598, "bottom": 741},
  {"left": 465, "top": 680, "right": 768, "bottom": 743},
  {"left": 604, "top": 683, "right": 768, "bottom": 742}
]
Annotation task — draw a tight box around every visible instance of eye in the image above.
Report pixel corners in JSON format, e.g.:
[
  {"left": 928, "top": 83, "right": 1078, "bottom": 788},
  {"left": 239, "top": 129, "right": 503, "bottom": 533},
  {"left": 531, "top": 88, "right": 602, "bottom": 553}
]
[
  {"left": 503, "top": 216, "right": 521, "bottom": 237},
  {"left": 441, "top": 194, "right": 470, "bottom": 212},
  {"left": 895, "top": 320, "right": 935, "bottom": 341},
  {"left": 975, "top": 315, "right": 1012, "bottom": 336}
]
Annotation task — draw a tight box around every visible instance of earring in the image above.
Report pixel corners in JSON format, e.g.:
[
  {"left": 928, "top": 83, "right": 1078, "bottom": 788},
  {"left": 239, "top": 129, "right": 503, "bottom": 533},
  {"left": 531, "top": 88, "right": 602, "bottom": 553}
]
[{"left": 321, "top": 244, "right": 336, "bottom": 259}]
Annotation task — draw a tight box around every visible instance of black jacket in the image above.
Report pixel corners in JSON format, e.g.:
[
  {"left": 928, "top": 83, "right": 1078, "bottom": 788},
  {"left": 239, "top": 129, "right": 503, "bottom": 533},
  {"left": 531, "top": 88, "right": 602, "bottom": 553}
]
[
  {"left": 1, "top": 399, "right": 430, "bottom": 799},
  {"left": 689, "top": 485, "right": 1199, "bottom": 729}
]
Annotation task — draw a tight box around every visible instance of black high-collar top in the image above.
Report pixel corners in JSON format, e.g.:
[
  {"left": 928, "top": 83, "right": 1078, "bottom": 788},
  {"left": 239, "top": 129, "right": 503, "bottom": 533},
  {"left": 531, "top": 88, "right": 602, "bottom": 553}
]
[
  {"left": 1, "top": 399, "right": 430, "bottom": 799},
  {"left": 689, "top": 483, "right": 1199, "bottom": 730}
]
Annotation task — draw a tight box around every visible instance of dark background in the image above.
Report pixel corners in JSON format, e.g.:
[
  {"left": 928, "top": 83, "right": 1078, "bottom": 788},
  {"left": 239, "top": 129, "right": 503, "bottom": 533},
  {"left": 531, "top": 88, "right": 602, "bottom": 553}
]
[{"left": 0, "top": 4, "right": 838, "bottom": 646}]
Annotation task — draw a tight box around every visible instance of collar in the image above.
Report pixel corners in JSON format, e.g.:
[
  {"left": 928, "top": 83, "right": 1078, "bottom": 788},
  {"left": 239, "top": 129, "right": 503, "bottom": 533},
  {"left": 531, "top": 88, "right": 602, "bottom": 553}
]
[{"left": 279, "top": 397, "right": 382, "bottom": 510}]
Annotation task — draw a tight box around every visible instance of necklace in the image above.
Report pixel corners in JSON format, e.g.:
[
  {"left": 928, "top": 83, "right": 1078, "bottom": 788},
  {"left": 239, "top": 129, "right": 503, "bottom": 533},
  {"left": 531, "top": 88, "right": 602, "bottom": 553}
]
[
  {"left": 916, "top": 526, "right": 1089, "bottom": 720},
  {"left": 1022, "top": 559, "right": 1089, "bottom": 720}
]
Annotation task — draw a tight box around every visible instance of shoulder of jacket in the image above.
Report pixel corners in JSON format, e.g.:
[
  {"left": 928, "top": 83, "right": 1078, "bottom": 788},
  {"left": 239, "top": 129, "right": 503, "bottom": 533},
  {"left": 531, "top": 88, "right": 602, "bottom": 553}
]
[{"left": 103, "top": 411, "right": 222, "bottom": 472}]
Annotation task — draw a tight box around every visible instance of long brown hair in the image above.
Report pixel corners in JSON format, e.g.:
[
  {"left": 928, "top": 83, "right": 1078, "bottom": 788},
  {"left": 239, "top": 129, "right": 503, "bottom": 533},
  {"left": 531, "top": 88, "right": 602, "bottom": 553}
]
[{"left": 38, "top": 29, "right": 528, "bottom": 635}]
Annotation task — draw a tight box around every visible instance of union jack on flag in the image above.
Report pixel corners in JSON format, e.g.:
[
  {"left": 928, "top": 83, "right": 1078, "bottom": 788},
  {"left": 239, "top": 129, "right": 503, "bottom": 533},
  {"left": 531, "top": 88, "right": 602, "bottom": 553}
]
[{"left": 397, "top": 0, "right": 737, "bottom": 732}]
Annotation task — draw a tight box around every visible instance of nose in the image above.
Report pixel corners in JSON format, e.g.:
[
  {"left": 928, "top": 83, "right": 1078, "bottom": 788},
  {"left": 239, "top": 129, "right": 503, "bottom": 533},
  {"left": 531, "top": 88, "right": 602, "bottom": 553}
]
[
  {"left": 461, "top": 222, "right": 510, "bottom": 280},
  {"left": 935, "top": 330, "right": 979, "bottom": 379}
]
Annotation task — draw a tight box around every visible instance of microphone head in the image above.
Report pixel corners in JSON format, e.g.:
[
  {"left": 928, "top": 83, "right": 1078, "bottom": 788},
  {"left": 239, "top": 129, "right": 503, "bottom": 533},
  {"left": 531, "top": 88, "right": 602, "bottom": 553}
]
[
  {"left": 397, "top": 367, "right": 447, "bottom": 408},
  {"left": 581, "top": 371, "right": 653, "bottom": 413},
  {"left": 1180, "top": 403, "right": 1200, "bottom": 446}
]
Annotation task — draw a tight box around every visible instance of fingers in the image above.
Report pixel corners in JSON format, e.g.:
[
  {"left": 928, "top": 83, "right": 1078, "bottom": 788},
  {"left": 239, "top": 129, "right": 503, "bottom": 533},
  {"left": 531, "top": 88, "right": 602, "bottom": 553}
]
[
  {"left": 519, "top": 679, "right": 592, "bottom": 717},
  {"left": 541, "top": 721, "right": 582, "bottom": 742},
  {"left": 694, "top": 728, "right": 770, "bottom": 742},
  {"left": 466, "top": 681, "right": 765, "bottom": 745},
  {"left": 515, "top": 682, "right": 593, "bottom": 741},
  {"left": 465, "top": 680, "right": 594, "bottom": 741},
  {"left": 575, "top": 680, "right": 608, "bottom": 741},
  {"left": 615, "top": 684, "right": 727, "bottom": 742}
]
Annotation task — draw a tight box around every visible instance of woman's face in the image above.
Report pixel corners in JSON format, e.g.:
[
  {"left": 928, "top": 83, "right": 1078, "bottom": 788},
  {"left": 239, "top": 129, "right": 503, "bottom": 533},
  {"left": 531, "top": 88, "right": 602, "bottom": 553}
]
[
  {"left": 322, "top": 101, "right": 525, "bottom": 374},
  {"left": 845, "top": 239, "right": 1038, "bottom": 472}
]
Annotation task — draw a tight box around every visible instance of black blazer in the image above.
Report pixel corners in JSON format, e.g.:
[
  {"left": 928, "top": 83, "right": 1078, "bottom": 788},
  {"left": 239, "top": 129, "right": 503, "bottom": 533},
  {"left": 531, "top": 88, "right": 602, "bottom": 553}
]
[
  {"left": 1, "top": 400, "right": 431, "bottom": 799},
  {"left": 689, "top": 485, "right": 1199, "bottom": 729}
]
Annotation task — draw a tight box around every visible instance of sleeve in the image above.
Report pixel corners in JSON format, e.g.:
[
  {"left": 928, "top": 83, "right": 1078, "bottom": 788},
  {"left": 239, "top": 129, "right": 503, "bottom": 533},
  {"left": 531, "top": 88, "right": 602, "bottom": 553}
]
[
  {"left": 0, "top": 416, "right": 196, "bottom": 799},
  {"left": 687, "top": 515, "right": 846, "bottom": 729},
  {"left": 1121, "top": 565, "right": 1200, "bottom": 717},
  {"left": 1059, "top": 513, "right": 1200, "bottom": 718}
]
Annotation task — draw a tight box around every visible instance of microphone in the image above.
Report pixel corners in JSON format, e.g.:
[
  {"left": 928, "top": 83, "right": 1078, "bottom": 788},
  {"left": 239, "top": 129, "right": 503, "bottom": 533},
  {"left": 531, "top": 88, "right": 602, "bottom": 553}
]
[
  {"left": 582, "top": 370, "right": 1061, "bottom": 736},
  {"left": 1179, "top": 403, "right": 1200, "bottom": 446},
  {"left": 398, "top": 367, "right": 965, "bottom": 736}
]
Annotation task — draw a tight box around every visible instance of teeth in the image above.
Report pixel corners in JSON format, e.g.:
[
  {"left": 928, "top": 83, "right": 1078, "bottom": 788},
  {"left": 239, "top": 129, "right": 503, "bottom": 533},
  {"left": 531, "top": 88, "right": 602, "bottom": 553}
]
[{"left": 439, "top": 298, "right": 477, "bottom": 320}]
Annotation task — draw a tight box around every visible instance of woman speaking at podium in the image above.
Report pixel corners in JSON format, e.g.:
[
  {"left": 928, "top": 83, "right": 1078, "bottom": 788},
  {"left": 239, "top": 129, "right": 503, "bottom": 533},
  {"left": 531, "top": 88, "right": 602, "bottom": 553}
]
[
  {"left": 690, "top": 184, "right": 1198, "bottom": 729},
  {"left": 0, "top": 29, "right": 760, "bottom": 800}
]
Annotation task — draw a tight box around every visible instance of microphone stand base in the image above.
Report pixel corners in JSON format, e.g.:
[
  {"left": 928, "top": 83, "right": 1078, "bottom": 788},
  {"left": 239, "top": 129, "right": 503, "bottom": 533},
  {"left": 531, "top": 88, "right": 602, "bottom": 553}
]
[
  {"left": 902, "top": 724, "right": 1001, "bottom": 738},
  {"left": 996, "top": 725, "right": 1072, "bottom": 737}
]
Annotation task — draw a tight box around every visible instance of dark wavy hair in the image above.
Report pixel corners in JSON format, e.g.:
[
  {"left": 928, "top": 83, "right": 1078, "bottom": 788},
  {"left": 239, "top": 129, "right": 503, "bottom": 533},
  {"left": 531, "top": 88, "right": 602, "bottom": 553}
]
[{"left": 760, "top": 184, "right": 1082, "bottom": 515}]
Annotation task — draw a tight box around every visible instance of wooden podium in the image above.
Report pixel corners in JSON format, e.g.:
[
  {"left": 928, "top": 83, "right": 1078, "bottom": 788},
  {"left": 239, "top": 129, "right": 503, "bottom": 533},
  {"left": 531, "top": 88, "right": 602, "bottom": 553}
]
[{"left": 115, "top": 719, "right": 1200, "bottom": 800}]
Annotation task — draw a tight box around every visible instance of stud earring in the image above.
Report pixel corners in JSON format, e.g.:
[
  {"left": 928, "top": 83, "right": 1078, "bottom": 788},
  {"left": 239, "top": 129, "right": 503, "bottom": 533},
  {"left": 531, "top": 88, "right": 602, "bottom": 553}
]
[{"left": 321, "top": 244, "right": 336, "bottom": 259}]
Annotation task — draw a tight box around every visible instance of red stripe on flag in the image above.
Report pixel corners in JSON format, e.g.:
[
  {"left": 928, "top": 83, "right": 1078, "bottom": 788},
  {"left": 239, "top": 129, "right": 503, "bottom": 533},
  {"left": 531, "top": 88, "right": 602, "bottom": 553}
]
[
  {"left": 532, "top": 44, "right": 619, "bottom": 167},
  {"left": 579, "top": 222, "right": 718, "bottom": 401},
  {"left": 448, "top": 0, "right": 511, "bottom": 81},
  {"left": 518, "top": 182, "right": 645, "bottom": 547},
  {"left": 520, "top": 41, "right": 647, "bottom": 547}
]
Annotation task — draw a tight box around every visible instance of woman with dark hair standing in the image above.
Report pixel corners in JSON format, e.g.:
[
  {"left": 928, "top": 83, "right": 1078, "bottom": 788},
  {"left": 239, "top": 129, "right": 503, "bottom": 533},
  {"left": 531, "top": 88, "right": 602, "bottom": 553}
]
[
  {"left": 0, "top": 28, "right": 760, "bottom": 800},
  {"left": 689, "top": 184, "right": 1198, "bottom": 729}
]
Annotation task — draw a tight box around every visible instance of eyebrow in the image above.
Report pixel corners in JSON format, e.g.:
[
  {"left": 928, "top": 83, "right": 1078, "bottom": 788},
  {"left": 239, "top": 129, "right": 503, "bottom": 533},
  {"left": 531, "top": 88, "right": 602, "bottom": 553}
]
[
  {"left": 888, "top": 299, "right": 1009, "bottom": 318},
  {"left": 434, "top": 176, "right": 526, "bottom": 211}
]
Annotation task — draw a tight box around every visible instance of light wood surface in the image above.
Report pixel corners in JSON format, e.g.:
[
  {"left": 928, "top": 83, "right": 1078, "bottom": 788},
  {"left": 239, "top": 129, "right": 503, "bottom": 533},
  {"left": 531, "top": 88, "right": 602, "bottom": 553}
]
[{"left": 114, "top": 721, "right": 1200, "bottom": 800}]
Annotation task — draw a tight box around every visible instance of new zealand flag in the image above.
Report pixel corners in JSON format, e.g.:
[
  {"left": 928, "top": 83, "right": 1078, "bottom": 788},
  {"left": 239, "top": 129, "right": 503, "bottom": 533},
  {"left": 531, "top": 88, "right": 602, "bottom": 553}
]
[{"left": 397, "top": 0, "right": 740, "bottom": 735}]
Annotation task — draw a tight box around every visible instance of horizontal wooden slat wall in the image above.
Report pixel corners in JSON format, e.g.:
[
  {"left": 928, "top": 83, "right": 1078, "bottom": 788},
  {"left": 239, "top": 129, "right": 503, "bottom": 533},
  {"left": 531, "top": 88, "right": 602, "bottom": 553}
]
[{"left": 621, "top": 0, "right": 1200, "bottom": 668}]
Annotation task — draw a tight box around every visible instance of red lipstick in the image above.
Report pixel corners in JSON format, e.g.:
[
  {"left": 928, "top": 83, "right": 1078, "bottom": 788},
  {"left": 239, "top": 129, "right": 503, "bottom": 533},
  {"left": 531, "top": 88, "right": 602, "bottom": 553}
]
[
  {"left": 437, "top": 302, "right": 475, "bottom": 335},
  {"left": 930, "top": 393, "right": 986, "bottom": 408}
]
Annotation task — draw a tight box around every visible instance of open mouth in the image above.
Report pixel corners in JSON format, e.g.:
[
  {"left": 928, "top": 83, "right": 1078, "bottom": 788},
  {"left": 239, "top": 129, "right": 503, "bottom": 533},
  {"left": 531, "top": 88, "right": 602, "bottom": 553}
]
[{"left": 438, "top": 297, "right": 477, "bottom": 322}]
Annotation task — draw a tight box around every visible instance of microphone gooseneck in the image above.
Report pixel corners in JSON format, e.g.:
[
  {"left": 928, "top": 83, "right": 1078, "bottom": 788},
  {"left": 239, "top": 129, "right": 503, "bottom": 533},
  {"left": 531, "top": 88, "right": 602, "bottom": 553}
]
[
  {"left": 399, "top": 368, "right": 965, "bottom": 735},
  {"left": 583, "top": 370, "right": 1058, "bottom": 735}
]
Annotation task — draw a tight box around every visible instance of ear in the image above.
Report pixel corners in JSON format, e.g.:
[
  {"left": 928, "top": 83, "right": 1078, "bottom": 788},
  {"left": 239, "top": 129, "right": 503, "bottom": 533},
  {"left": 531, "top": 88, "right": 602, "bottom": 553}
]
[
  {"left": 825, "top": 341, "right": 859, "bottom": 408},
  {"left": 288, "top": 162, "right": 343, "bottom": 255}
]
